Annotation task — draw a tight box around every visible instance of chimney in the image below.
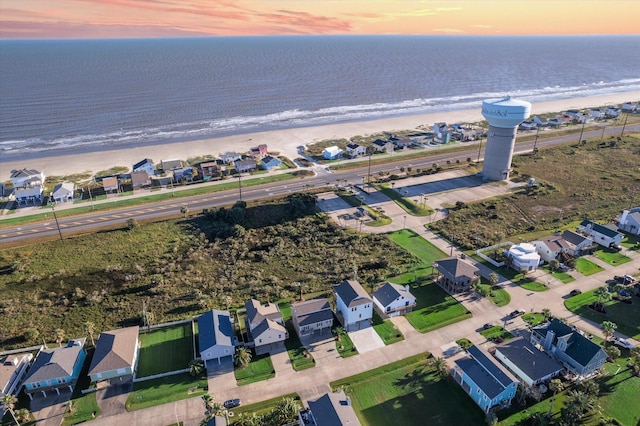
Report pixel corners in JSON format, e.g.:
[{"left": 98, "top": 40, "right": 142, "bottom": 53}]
[
  {"left": 619, "top": 210, "right": 629, "bottom": 226},
  {"left": 544, "top": 330, "right": 555, "bottom": 351}
]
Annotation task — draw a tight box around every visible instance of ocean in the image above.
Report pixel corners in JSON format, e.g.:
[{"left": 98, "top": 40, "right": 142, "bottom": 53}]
[{"left": 1, "top": 35, "right": 639, "bottom": 159}]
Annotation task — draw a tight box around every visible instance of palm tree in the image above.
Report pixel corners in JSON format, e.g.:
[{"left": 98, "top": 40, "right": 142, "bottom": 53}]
[
  {"left": 630, "top": 346, "right": 640, "bottom": 375},
  {"left": 54, "top": 328, "right": 65, "bottom": 347},
  {"left": 188, "top": 359, "right": 205, "bottom": 377},
  {"left": 429, "top": 357, "right": 448, "bottom": 379},
  {"left": 234, "top": 346, "right": 252, "bottom": 369},
  {"left": 273, "top": 397, "right": 300, "bottom": 424},
  {"left": 488, "top": 272, "right": 499, "bottom": 287},
  {"left": 547, "top": 378, "right": 565, "bottom": 417},
  {"left": 201, "top": 393, "right": 215, "bottom": 414},
  {"left": 601, "top": 321, "right": 617, "bottom": 343},
  {"left": 14, "top": 408, "right": 30, "bottom": 423},
  {"left": 549, "top": 259, "right": 560, "bottom": 272},
  {"left": 542, "top": 308, "right": 552, "bottom": 321},
  {"left": 1, "top": 393, "right": 19, "bottom": 425},
  {"left": 593, "top": 286, "right": 611, "bottom": 312},
  {"left": 561, "top": 389, "right": 596, "bottom": 425},
  {"left": 83, "top": 321, "right": 96, "bottom": 347}
]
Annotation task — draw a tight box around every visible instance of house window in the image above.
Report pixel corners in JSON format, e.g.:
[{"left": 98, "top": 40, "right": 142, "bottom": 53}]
[
  {"left": 386, "top": 307, "right": 391, "bottom": 312},
  {"left": 259, "top": 339, "right": 262, "bottom": 343},
  {"left": 405, "top": 301, "right": 409, "bottom": 306},
  {"left": 278, "top": 334, "right": 281, "bottom": 339},
  {"left": 57, "top": 378, "right": 66, "bottom": 384}
]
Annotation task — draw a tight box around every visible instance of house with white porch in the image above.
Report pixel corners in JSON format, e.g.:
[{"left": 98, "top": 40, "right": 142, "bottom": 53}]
[
  {"left": 1, "top": 352, "right": 34, "bottom": 397},
  {"left": 291, "top": 298, "right": 334, "bottom": 338},
  {"left": 345, "top": 143, "right": 366, "bottom": 158},
  {"left": 244, "top": 299, "right": 287, "bottom": 355},
  {"left": 51, "top": 182, "right": 75, "bottom": 203},
  {"left": 372, "top": 282, "right": 416, "bottom": 317},
  {"left": 10, "top": 168, "right": 45, "bottom": 205},
  {"left": 333, "top": 280, "right": 373, "bottom": 332},
  {"left": 433, "top": 257, "right": 479, "bottom": 294},
  {"left": 588, "top": 108, "right": 605, "bottom": 120},
  {"left": 577, "top": 220, "right": 623, "bottom": 248}
]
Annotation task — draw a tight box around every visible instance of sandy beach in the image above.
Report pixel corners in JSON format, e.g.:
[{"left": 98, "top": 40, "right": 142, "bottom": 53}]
[{"left": 2, "top": 91, "right": 638, "bottom": 178}]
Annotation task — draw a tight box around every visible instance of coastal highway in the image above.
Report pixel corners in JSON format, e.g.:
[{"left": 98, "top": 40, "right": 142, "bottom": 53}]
[{"left": 1, "top": 123, "right": 638, "bottom": 246}]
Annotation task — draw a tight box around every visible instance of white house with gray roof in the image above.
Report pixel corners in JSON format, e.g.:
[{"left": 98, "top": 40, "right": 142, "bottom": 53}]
[
  {"left": 577, "top": 220, "right": 624, "bottom": 248},
  {"left": 198, "top": 310, "right": 235, "bottom": 368},
  {"left": 88, "top": 326, "right": 139, "bottom": 383},
  {"left": 333, "top": 280, "right": 372, "bottom": 332},
  {"left": 244, "top": 299, "right": 287, "bottom": 355},
  {"left": 291, "top": 298, "right": 334, "bottom": 338},
  {"left": 299, "top": 390, "right": 361, "bottom": 426},
  {"left": 51, "top": 182, "right": 75, "bottom": 203},
  {"left": 0, "top": 352, "right": 33, "bottom": 397},
  {"left": 618, "top": 207, "right": 640, "bottom": 235},
  {"left": 372, "top": 282, "right": 416, "bottom": 317},
  {"left": 493, "top": 336, "right": 563, "bottom": 386}
]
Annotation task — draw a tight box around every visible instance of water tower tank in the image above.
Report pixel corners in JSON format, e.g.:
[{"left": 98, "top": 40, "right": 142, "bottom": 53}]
[{"left": 481, "top": 96, "right": 531, "bottom": 180}]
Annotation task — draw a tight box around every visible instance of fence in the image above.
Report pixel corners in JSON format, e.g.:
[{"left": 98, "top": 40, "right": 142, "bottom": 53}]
[
  {"left": 133, "top": 368, "right": 190, "bottom": 383},
  {"left": 475, "top": 242, "right": 513, "bottom": 268},
  {"left": 139, "top": 317, "right": 194, "bottom": 333}
]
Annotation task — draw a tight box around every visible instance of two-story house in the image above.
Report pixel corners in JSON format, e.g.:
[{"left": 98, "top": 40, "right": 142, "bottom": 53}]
[
  {"left": 322, "top": 146, "right": 343, "bottom": 160},
  {"left": 345, "top": 143, "right": 366, "bottom": 158},
  {"left": 372, "top": 282, "right": 416, "bottom": 317},
  {"left": 132, "top": 158, "right": 155, "bottom": 176},
  {"left": 0, "top": 352, "right": 33, "bottom": 397},
  {"left": 51, "top": 182, "right": 75, "bottom": 203},
  {"left": 244, "top": 299, "right": 287, "bottom": 355},
  {"left": 617, "top": 207, "right": 640, "bottom": 235},
  {"left": 530, "top": 319, "right": 607, "bottom": 379},
  {"left": 453, "top": 345, "right": 518, "bottom": 414},
  {"left": 249, "top": 144, "right": 268, "bottom": 158},
  {"left": 299, "top": 390, "right": 361, "bottom": 426},
  {"left": 506, "top": 243, "right": 540, "bottom": 272},
  {"left": 234, "top": 158, "right": 257, "bottom": 173},
  {"left": 577, "top": 220, "right": 624, "bottom": 248},
  {"left": 198, "top": 310, "right": 235, "bottom": 368},
  {"left": 23, "top": 339, "right": 86, "bottom": 399},
  {"left": 434, "top": 257, "right": 479, "bottom": 294},
  {"left": 291, "top": 298, "right": 334, "bottom": 339},
  {"left": 88, "top": 326, "right": 139, "bottom": 384},
  {"left": 333, "top": 280, "right": 373, "bottom": 332},
  {"left": 493, "top": 337, "right": 563, "bottom": 386},
  {"left": 10, "top": 168, "right": 45, "bottom": 205}
]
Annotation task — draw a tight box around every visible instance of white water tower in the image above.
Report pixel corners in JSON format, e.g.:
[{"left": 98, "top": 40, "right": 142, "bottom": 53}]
[{"left": 481, "top": 96, "right": 531, "bottom": 180}]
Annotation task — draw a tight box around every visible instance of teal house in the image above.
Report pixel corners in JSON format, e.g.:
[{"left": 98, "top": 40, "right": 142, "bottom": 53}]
[
  {"left": 23, "top": 338, "right": 86, "bottom": 399},
  {"left": 88, "top": 326, "right": 139, "bottom": 383}
]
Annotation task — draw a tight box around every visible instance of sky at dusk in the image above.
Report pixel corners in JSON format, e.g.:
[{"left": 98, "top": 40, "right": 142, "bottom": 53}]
[{"left": 1, "top": 0, "right": 638, "bottom": 39}]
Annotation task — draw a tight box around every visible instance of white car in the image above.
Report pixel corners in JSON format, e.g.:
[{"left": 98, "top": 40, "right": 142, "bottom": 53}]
[{"left": 612, "top": 337, "right": 634, "bottom": 349}]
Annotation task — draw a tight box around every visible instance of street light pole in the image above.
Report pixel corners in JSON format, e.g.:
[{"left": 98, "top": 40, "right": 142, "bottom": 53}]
[
  {"left": 403, "top": 215, "right": 406, "bottom": 229},
  {"left": 600, "top": 124, "right": 606, "bottom": 143},
  {"left": 367, "top": 148, "right": 373, "bottom": 188}
]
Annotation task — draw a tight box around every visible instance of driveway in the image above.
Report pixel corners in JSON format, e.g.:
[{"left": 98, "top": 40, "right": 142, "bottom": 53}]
[
  {"left": 300, "top": 330, "right": 342, "bottom": 367},
  {"left": 206, "top": 356, "right": 237, "bottom": 394},
  {"left": 269, "top": 347, "right": 295, "bottom": 377},
  {"left": 96, "top": 377, "right": 133, "bottom": 417},
  {"left": 348, "top": 327, "right": 385, "bottom": 353},
  {"left": 30, "top": 388, "right": 72, "bottom": 426}
]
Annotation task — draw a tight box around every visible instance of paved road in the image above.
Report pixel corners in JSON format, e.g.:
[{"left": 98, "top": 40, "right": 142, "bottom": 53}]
[
  {"left": 3, "top": 122, "right": 639, "bottom": 246},
  {"left": 82, "top": 171, "right": 640, "bottom": 426}
]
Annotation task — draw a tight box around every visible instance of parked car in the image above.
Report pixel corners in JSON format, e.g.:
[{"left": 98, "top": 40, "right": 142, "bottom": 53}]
[
  {"left": 224, "top": 399, "right": 242, "bottom": 409},
  {"left": 510, "top": 309, "right": 526, "bottom": 318},
  {"left": 569, "top": 289, "right": 582, "bottom": 297},
  {"left": 612, "top": 337, "right": 634, "bottom": 350},
  {"left": 483, "top": 322, "right": 496, "bottom": 329},
  {"left": 614, "top": 275, "right": 635, "bottom": 285}
]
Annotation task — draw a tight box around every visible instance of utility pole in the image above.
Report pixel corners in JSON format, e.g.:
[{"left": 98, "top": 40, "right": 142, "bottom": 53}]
[
  {"left": 578, "top": 117, "right": 586, "bottom": 144},
  {"left": 533, "top": 126, "right": 540, "bottom": 153},
  {"left": 600, "top": 125, "right": 606, "bottom": 143},
  {"left": 50, "top": 197, "right": 63, "bottom": 241},
  {"left": 237, "top": 173, "right": 243, "bottom": 200},
  {"left": 620, "top": 112, "right": 629, "bottom": 138},
  {"left": 367, "top": 147, "right": 373, "bottom": 188}
]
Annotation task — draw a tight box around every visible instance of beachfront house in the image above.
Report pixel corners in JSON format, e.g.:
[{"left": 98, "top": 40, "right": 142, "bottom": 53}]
[
  {"left": 617, "top": 207, "right": 640, "bottom": 235},
  {"left": 160, "top": 159, "right": 183, "bottom": 172},
  {"left": 506, "top": 243, "right": 540, "bottom": 272},
  {"left": 532, "top": 116, "right": 548, "bottom": 127},
  {"left": 519, "top": 121, "right": 537, "bottom": 131},
  {"left": 101, "top": 176, "right": 119, "bottom": 194},
  {"left": 172, "top": 166, "right": 194, "bottom": 182},
  {"left": 131, "top": 170, "right": 152, "bottom": 190},
  {"left": 198, "top": 310, "right": 235, "bottom": 368},
  {"left": 588, "top": 108, "right": 605, "bottom": 120},
  {"left": 1, "top": 352, "right": 34, "bottom": 397},
  {"left": 88, "top": 326, "right": 139, "bottom": 384},
  {"left": 333, "top": 280, "right": 373, "bottom": 332},
  {"left": 372, "top": 282, "right": 416, "bottom": 317},
  {"left": 244, "top": 299, "right": 287, "bottom": 355},
  {"left": 493, "top": 337, "right": 563, "bottom": 386},
  {"left": 200, "top": 161, "right": 225, "bottom": 180},
  {"left": 250, "top": 144, "right": 268, "bottom": 158},
  {"left": 10, "top": 168, "right": 45, "bottom": 206},
  {"left": 530, "top": 319, "right": 607, "bottom": 379},
  {"left": 322, "top": 146, "right": 343, "bottom": 160},
  {"left": 234, "top": 158, "right": 257, "bottom": 173},
  {"left": 453, "top": 345, "right": 518, "bottom": 414},
  {"left": 577, "top": 220, "right": 623, "bottom": 248},
  {"left": 345, "top": 143, "right": 366, "bottom": 158},
  {"left": 299, "top": 390, "right": 361, "bottom": 426},
  {"left": 372, "top": 139, "right": 394, "bottom": 153},
  {"left": 390, "top": 135, "right": 414, "bottom": 149},
  {"left": 605, "top": 107, "right": 621, "bottom": 118},
  {"left": 221, "top": 152, "right": 242, "bottom": 165},
  {"left": 23, "top": 338, "right": 86, "bottom": 399},
  {"left": 261, "top": 155, "right": 282, "bottom": 170},
  {"left": 132, "top": 158, "right": 155, "bottom": 176},
  {"left": 51, "top": 182, "right": 75, "bottom": 203},
  {"left": 621, "top": 102, "right": 637, "bottom": 113},
  {"left": 291, "top": 298, "right": 334, "bottom": 339},
  {"left": 433, "top": 257, "right": 479, "bottom": 294}
]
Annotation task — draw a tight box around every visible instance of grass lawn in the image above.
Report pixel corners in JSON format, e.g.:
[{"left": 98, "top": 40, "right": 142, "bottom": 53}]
[
  {"left": 125, "top": 373, "right": 208, "bottom": 411},
  {"left": 621, "top": 233, "right": 640, "bottom": 249},
  {"left": 232, "top": 393, "right": 301, "bottom": 419},
  {"left": 541, "top": 265, "right": 576, "bottom": 283},
  {"left": 62, "top": 348, "right": 100, "bottom": 425},
  {"left": 575, "top": 258, "right": 605, "bottom": 276},
  {"left": 234, "top": 352, "right": 275, "bottom": 386},
  {"left": 372, "top": 311, "right": 404, "bottom": 345},
  {"left": 521, "top": 313, "right": 546, "bottom": 326},
  {"left": 376, "top": 184, "right": 433, "bottom": 216},
  {"left": 478, "top": 282, "right": 511, "bottom": 307},
  {"left": 455, "top": 338, "right": 473, "bottom": 350},
  {"left": 519, "top": 279, "right": 549, "bottom": 292},
  {"left": 330, "top": 353, "right": 485, "bottom": 426},
  {"left": 404, "top": 281, "right": 472, "bottom": 333},
  {"left": 480, "top": 326, "right": 515, "bottom": 342},
  {"left": 564, "top": 289, "right": 640, "bottom": 340},
  {"left": 335, "top": 329, "right": 358, "bottom": 358},
  {"left": 387, "top": 229, "right": 447, "bottom": 266},
  {"left": 284, "top": 321, "right": 316, "bottom": 371},
  {"left": 136, "top": 322, "right": 194, "bottom": 377},
  {"left": 593, "top": 248, "right": 632, "bottom": 266}
]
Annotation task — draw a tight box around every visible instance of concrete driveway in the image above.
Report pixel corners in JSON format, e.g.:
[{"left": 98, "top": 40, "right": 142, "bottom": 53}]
[
  {"left": 30, "top": 388, "right": 72, "bottom": 426},
  {"left": 348, "top": 327, "right": 385, "bottom": 353},
  {"left": 96, "top": 377, "right": 133, "bottom": 417},
  {"left": 300, "top": 330, "right": 342, "bottom": 366}
]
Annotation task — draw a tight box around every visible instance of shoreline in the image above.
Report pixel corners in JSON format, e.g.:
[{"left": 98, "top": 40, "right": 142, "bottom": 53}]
[{"left": 2, "top": 91, "right": 638, "bottom": 178}]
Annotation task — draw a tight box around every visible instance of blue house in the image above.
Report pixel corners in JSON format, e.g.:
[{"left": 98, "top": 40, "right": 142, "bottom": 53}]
[
  {"left": 453, "top": 345, "right": 518, "bottom": 413},
  {"left": 132, "top": 158, "right": 155, "bottom": 176},
  {"left": 322, "top": 146, "right": 343, "bottom": 160},
  {"left": 23, "top": 338, "right": 86, "bottom": 399},
  {"left": 198, "top": 310, "right": 235, "bottom": 368},
  {"left": 261, "top": 155, "right": 282, "bottom": 170}
]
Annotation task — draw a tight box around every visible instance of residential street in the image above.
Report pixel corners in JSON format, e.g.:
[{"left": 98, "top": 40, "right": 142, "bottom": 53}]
[{"left": 45, "top": 170, "right": 640, "bottom": 426}]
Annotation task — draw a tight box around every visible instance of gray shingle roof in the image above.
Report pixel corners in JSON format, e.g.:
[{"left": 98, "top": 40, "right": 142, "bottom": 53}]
[
  {"left": 534, "top": 319, "right": 605, "bottom": 367},
  {"left": 495, "top": 337, "right": 563, "bottom": 382},
  {"left": 198, "top": 310, "right": 233, "bottom": 353},
  {"left": 307, "top": 391, "right": 361, "bottom": 426},
  {"left": 24, "top": 339, "right": 86, "bottom": 384},
  {"left": 579, "top": 220, "right": 622, "bottom": 239},
  {"left": 455, "top": 346, "right": 516, "bottom": 399},
  {"left": 372, "top": 282, "right": 414, "bottom": 307},
  {"left": 245, "top": 299, "right": 282, "bottom": 329},
  {"left": 292, "top": 299, "right": 333, "bottom": 327},
  {"left": 251, "top": 318, "right": 286, "bottom": 340},
  {"left": 88, "top": 326, "right": 139, "bottom": 376},
  {"left": 436, "top": 257, "right": 479, "bottom": 279},
  {"left": 561, "top": 230, "right": 591, "bottom": 246},
  {"left": 333, "top": 280, "right": 371, "bottom": 307}
]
